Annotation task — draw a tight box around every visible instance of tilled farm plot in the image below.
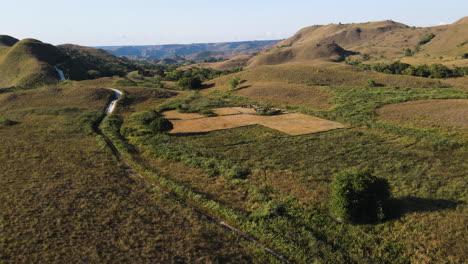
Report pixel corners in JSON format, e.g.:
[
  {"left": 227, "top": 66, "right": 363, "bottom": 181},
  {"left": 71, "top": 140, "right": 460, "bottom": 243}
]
[{"left": 164, "top": 107, "right": 346, "bottom": 135}]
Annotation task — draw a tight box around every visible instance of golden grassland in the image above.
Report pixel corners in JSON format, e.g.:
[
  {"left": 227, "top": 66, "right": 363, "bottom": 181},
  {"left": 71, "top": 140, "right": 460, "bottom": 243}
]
[
  {"left": 377, "top": 99, "right": 468, "bottom": 132},
  {"left": 111, "top": 80, "right": 468, "bottom": 263},
  {"left": 2, "top": 53, "right": 468, "bottom": 263},
  {"left": 0, "top": 85, "right": 276, "bottom": 263}
]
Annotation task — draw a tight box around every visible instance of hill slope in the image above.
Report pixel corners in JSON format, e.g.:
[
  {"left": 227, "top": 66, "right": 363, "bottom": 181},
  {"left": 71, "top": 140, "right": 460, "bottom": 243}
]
[
  {"left": 0, "top": 36, "right": 140, "bottom": 88},
  {"left": 57, "top": 44, "right": 138, "bottom": 80},
  {"left": 212, "top": 17, "right": 468, "bottom": 69},
  {"left": 0, "top": 38, "right": 64, "bottom": 88},
  {"left": 0, "top": 35, "right": 19, "bottom": 48}
]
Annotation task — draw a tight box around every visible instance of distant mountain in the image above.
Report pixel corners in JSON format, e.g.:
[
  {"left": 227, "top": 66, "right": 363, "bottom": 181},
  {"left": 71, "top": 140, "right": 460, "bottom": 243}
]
[
  {"left": 97, "top": 40, "right": 279, "bottom": 61},
  {"left": 0, "top": 36, "right": 139, "bottom": 88}
]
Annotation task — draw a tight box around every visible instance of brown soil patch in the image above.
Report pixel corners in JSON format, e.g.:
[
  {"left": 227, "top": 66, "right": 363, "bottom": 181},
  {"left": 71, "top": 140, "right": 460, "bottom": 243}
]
[
  {"left": 377, "top": 99, "right": 468, "bottom": 131},
  {"left": 164, "top": 107, "right": 346, "bottom": 135}
]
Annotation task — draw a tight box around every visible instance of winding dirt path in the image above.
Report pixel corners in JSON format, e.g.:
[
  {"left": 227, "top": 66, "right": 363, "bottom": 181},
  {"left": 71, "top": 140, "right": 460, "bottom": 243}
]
[{"left": 100, "top": 88, "right": 289, "bottom": 263}]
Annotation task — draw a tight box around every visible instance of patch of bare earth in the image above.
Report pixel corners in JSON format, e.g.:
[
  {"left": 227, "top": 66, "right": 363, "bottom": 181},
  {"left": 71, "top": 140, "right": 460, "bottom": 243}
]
[
  {"left": 377, "top": 99, "right": 468, "bottom": 131},
  {"left": 164, "top": 107, "right": 346, "bottom": 135}
]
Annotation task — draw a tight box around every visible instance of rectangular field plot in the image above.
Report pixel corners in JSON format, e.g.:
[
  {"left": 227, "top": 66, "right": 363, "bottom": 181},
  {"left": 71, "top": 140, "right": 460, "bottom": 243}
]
[{"left": 164, "top": 107, "right": 346, "bottom": 135}]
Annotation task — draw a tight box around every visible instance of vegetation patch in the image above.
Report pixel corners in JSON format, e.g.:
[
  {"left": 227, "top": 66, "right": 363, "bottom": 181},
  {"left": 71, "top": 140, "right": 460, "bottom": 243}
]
[
  {"left": 377, "top": 99, "right": 468, "bottom": 133},
  {"left": 330, "top": 168, "right": 391, "bottom": 223}
]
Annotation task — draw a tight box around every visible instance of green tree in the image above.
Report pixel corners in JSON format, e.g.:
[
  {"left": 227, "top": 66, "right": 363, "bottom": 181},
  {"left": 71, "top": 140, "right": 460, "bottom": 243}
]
[
  {"left": 330, "top": 168, "right": 390, "bottom": 223},
  {"left": 403, "top": 48, "right": 413, "bottom": 57},
  {"left": 367, "top": 79, "right": 377, "bottom": 87},
  {"left": 148, "top": 117, "right": 173, "bottom": 133},
  {"left": 229, "top": 76, "right": 240, "bottom": 89},
  {"left": 178, "top": 77, "right": 202, "bottom": 90}
]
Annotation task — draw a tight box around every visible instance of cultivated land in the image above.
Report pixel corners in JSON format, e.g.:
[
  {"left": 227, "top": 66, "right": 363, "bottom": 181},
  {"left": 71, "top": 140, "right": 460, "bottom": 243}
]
[
  {"left": 164, "top": 107, "right": 346, "bottom": 135},
  {"left": 1, "top": 16, "right": 468, "bottom": 264}
]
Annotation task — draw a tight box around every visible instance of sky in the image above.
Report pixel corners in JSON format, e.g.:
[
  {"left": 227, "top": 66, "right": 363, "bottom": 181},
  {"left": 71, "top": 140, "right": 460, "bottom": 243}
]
[{"left": 1, "top": 0, "right": 467, "bottom": 46}]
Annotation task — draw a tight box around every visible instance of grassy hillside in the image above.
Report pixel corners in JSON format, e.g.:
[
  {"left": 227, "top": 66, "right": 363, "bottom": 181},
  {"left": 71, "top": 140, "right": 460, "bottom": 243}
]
[
  {"left": 0, "top": 35, "right": 19, "bottom": 48},
  {"left": 208, "top": 17, "right": 467, "bottom": 69},
  {"left": 0, "top": 86, "right": 276, "bottom": 263},
  {"left": 0, "top": 38, "right": 64, "bottom": 88},
  {"left": 58, "top": 44, "right": 139, "bottom": 80}
]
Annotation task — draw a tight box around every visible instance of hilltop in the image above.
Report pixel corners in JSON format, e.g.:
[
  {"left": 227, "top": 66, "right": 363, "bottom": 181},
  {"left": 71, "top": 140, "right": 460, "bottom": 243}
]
[
  {"left": 211, "top": 17, "right": 468, "bottom": 68},
  {"left": 0, "top": 35, "right": 19, "bottom": 47},
  {"left": 0, "top": 38, "right": 65, "bottom": 88},
  {"left": 0, "top": 36, "right": 140, "bottom": 88}
]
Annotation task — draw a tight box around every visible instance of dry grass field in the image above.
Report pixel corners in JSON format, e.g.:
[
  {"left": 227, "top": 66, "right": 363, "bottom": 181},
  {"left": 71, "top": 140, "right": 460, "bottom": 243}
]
[
  {"left": 377, "top": 99, "right": 468, "bottom": 132},
  {"left": 0, "top": 84, "right": 276, "bottom": 263},
  {"left": 164, "top": 107, "right": 346, "bottom": 135}
]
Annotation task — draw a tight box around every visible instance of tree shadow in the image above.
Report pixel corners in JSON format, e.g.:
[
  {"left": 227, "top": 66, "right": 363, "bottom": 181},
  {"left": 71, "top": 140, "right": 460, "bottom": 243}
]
[
  {"left": 232, "top": 85, "right": 251, "bottom": 91},
  {"left": 386, "top": 196, "right": 462, "bottom": 220},
  {"left": 200, "top": 83, "right": 215, "bottom": 89}
]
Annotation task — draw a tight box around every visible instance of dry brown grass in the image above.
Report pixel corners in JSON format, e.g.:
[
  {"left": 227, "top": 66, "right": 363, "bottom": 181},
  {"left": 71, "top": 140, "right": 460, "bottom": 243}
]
[
  {"left": 377, "top": 99, "right": 468, "bottom": 132},
  {"left": 209, "top": 17, "right": 467, "bottom": 69},
  {"left": 202, "top": 63, "right": 451, "bottom": 111},
  {"left": 164, "top": 107, "right": 346, "bottom": 135}
]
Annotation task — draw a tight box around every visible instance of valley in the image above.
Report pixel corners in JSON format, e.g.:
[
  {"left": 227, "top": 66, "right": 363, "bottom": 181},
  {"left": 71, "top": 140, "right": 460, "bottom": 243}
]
[{"left": 1, "top": 14, "right": 467, "bottom": 263}]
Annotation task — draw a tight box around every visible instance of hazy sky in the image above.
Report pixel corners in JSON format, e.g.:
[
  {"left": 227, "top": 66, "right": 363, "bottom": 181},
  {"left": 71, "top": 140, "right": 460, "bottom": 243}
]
[{"left": 1, "top": 0, "right": 467, "bottom": 46}]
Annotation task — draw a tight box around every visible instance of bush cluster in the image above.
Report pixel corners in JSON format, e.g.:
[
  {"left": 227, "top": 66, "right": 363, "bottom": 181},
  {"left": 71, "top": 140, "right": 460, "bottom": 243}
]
[
  {"left": 345, "top": 58, "right": 468, "bottom": 78},
  {"left": 330, "top": 168, "right": 391, "bottom": 223}
]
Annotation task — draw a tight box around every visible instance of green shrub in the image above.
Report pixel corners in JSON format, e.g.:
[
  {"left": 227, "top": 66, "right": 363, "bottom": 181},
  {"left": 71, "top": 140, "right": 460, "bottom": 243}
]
[
  {"left": 131, "top": 110, "right": 161, "bottom": 125},
  {"left": 330, "top": 168, "right": 390, "bottom": 223},
  {"left": 306, "top": 77, "right": 318, "bottom": 86},
  {"left": 177, "top": 77, "right": 202, "bottom": 90},
  {"left": 367, "top": 79, "right": 377, "bottom": 87},
  {"left": 0, "top": 116, "right": 15, "bottom": 127},
  {"left": 229, "top": 76, "right": 240, "bottom": 89},
  {"left": 148, "top": 117, "right": 173, "bottom": 133},
  {"left": 403, "top": 48, "right": 413, "bottom": 57},
  {"left": 418, "top": 33, "right": 435, "bottom": 46}
]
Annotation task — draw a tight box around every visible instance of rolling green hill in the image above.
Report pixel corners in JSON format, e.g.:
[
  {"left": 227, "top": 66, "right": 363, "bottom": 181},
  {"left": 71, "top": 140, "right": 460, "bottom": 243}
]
[
  {"left": 0, "top": 36, "right": 140, "bottom": 88},
  {"left": 57, "top": 44, "right": 138, "bottom": 80},
  {"left": 0, "top": 38, "right": 64, "bottom": 88}
]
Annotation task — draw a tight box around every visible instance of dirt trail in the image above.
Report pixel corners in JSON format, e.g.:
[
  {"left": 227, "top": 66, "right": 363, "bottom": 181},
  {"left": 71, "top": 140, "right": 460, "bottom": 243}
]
[{"left": 100, "top": 89, "right": 289, "bottom": 263}]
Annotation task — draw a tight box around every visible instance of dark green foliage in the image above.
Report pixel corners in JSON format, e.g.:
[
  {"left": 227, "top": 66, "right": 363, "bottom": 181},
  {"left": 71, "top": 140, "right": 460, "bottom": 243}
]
[
  {"left": 251, "top": 200, "right": 285, "bottom": 219},
  {"left": 403, "top": 48, "right": 413, "bottom": 57},
  {"left": 255, "top": 104, "right": 282, "bottom": 116},
  {"left": 367, "top": 79, "right": 377, "bottom": 87},
  {"left": 330, "top": 168, "right": 390, "bottom": 223},
  {"left": 462, "top": 53, "right": 468, "bottom": 59},
  {"left": 418, "top": 33, "right": 435, "bottom": 46},
  {"left": 132, "top": 110, "right": 161, "bottom": 125},
  {"left": 148, "top": 117, "right": 173, "bottom": 133},
  {"left": 362, "top": 53, "right": 371, "bottom": 61},
  {"left": 346, "top": 59, "right": 467, "bottom": 78},
  {"left": 177, "top": 77, "right": 202, "bottom": 90},
  {"left": 58, "top": 45, "right": 138, "bottom": 80},
  {"left": 166, "top": 67, "right": 242, "bottom": 83}
]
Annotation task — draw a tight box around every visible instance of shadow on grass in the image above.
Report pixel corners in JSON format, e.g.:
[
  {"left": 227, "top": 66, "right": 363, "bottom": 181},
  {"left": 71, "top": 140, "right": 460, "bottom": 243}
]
[{"left": 387, "top": 196, "right": 462, "bottom": 220}]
